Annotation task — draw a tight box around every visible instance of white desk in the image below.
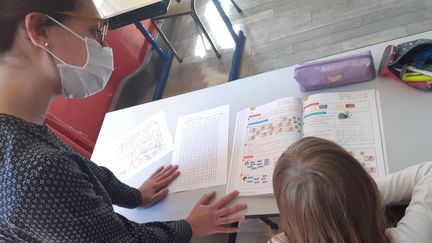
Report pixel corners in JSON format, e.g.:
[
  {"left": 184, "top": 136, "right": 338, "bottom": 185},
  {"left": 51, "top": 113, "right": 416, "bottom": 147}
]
[{"left": 92, "top": 31, "right": 432, "bottom": 223}]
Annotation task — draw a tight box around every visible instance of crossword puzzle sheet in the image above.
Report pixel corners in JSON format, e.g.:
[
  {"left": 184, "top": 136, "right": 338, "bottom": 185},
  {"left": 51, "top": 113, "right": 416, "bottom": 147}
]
[{"left": 93, "top": 111, "right": 174, "bottom": 182}]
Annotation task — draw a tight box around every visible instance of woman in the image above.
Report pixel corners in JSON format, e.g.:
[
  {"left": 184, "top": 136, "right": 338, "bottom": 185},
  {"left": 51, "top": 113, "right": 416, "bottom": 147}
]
[
  {"left": 271, "top": 137, "right": 432, "bottom": 243},
  {"left": 0, "top": 0, "right": 246, "bottom": 242}
]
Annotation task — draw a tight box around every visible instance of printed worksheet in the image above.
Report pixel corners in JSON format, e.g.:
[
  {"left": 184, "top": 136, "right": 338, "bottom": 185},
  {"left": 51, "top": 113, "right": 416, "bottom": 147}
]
[
  {"left": 93, "top": 0, "right": 161, "bottom": 19},
  {"left": 302, "top": 90, "right": 386, "bottom": 178},
  {"left": 227, "top": 97, "right": 303, "bottom": 196},
  {"left": 104, "top": 111, "right": 174, "bottom": 181},
  {"left": 169, "top": 105, "right": 230, "bottom": 193}
]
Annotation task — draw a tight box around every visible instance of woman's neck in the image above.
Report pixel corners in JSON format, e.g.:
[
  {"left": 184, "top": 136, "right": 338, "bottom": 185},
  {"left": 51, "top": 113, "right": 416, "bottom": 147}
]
[
  {"left": 0, "top": 94, "right": 47, "bottom": 124},
  {"left": 0, "top": 60, "right": 56, "bottom": 125}
]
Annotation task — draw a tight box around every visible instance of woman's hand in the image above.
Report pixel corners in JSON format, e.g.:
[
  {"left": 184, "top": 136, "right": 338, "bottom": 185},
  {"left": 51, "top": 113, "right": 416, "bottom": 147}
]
[
  {"left": 138, "top": 165, "right": 180, "bottom": 208},
  {"left": 186, "top": 190, "right": 247, "bottom": 238}
]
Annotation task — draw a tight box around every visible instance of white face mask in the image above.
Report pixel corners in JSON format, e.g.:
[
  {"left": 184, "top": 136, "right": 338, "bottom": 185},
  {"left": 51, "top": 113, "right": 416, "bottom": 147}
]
[{"left": 42, "top": 15, "right": 114, "bottom": 99}]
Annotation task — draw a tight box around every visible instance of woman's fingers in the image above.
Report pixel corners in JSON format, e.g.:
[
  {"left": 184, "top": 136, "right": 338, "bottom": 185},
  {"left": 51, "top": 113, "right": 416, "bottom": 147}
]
[
  {"left": 217, "top": 203, "right": 247, "bottom": 217},
  {"left": 149, "top": 166, "right": 165, "bottom": 179},
  {"left": 217, "top": 214, "right": 245, "bottom": 225},
  {"left": 150, "top": 164, "right": 177, "bottom": 180},
  {"left": 216, "top": 226, "right": 241, "bottom": 234},
  {"left": 156, "top": 165, "right": 178, "bottom": 180},
  {"left": 151, "top": 188, "right": 169, "bottom": 204},
  {"left": 213, "top": 190, "right": 240, "bottom": 209},
  {"left": 157, "top": 170, "right": 180, "bottom": 189},
  {"left": 197, "top": 191, "right": 216, "bottom": 205},
  {"left": 186, "top": 191, "right": 246, "bottom": 239}
]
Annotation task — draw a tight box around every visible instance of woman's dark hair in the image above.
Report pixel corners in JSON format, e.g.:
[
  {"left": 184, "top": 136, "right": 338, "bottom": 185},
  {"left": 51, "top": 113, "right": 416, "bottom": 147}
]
[{"left": 0, "top": 0, "right": 78, "bottom": 54}]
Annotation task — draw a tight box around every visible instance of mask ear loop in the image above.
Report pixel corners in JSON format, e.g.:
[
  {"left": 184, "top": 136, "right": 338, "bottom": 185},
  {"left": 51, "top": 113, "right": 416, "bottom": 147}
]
[
  {"left": 45, "top": 15, "right": 85, "bottom": 42},
  {"left": 39, "top": 14, "right": 83, "bottom": 99},
  {"left": 41, "top": 15, "right": 89, "bottom": 65},
  {"left": 38, "top": 41, "right": 71, "bottom": 98},
  {"left": 38, "top": 41, "right": 66, "bottom": 65}
]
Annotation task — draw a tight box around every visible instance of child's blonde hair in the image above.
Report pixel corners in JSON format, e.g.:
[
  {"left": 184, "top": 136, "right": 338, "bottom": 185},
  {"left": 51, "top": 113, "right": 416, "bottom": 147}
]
[{"left": 273, "top": 137, "right": 387, "bottom": 243}]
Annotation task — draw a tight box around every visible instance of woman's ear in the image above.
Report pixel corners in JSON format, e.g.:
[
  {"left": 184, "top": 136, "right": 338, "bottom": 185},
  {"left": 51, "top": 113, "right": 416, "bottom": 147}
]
[{"left": 24, "top": 12, "right": 51, "bottom": 47}]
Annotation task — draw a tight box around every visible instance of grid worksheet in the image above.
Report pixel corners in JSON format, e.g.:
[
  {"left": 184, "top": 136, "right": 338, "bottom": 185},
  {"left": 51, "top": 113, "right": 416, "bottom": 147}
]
[{"left": 170, "top": 105, "right": 229, "bottom": 193}]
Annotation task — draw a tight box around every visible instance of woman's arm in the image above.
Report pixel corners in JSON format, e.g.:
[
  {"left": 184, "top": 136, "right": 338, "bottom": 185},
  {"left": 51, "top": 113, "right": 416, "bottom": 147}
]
[
  {"left": 18, "top": 156, "right": 192, "bottom": 243},
  {"left": 86, "top": 159, "right": 143, "bottom": 208},
  {"left": 86, "top": 160, "right": 180, "bottom": 209}
]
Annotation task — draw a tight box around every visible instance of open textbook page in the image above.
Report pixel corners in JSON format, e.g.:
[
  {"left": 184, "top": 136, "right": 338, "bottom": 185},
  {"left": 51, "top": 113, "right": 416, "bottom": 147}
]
[
  {"left": 170, "top": 105, "right": 230, "bottom": 193},
  {"left": 99, "top": 111, "right": 174, "bottom": 181},
  {"left": 302, "top": 89, "right": 387, "bottom": 178},
  {"left": 227, "top": 97, "right": 303, "bottom": 196},
  {"left": 93, "top": 0, "right": 161, "bottom": 19}
]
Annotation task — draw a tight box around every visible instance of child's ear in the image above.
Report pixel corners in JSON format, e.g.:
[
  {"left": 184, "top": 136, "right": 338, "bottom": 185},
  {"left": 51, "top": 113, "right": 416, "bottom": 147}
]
[{"left": 24, "top": 12, "right": 51, "bottom": 47}]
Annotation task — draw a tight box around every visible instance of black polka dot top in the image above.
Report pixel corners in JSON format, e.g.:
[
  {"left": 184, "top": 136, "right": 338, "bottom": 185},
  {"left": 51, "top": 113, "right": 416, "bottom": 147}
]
[{"left": 0, "top": 114, "right": 192, "bottom": 243}]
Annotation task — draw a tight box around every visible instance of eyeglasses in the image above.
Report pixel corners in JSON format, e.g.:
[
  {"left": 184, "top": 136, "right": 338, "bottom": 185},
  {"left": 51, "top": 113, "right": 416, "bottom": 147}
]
[{"left": 53, "top": 11, "right": 109, "bottom": 46}]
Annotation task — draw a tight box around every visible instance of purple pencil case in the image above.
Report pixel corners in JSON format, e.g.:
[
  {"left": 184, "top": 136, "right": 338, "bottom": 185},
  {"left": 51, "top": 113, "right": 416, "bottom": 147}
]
[{"left": 294, "top": 51, "right": 376, "bottom": 91}]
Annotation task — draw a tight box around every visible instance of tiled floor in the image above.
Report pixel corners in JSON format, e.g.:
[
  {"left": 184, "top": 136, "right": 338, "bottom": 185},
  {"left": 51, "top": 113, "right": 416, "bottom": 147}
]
[
  {"left": 118, "top": 0, "right": 432, "bottom": 242},
  {"left": 133, "top": 0, "right": 432, "bottom": 104}
]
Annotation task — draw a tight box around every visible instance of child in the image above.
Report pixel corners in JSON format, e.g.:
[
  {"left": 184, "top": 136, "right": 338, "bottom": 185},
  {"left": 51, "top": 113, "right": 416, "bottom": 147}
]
[{"left": 271, "top": 137, "right": 432, "bottom": 243}]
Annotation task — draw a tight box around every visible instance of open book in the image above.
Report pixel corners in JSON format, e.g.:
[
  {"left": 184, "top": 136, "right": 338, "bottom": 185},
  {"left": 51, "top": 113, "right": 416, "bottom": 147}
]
[{"left": 227, "top": 89, "right": 387, "bottom": 196}]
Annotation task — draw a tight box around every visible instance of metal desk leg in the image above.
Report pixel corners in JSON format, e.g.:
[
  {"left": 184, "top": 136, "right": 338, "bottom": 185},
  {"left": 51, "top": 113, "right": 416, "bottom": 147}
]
[
  {"left": 211, "top": 0, "right": 245, "bottom": 82},
  {"left": 260, "top": 217, "right": 279, "bottom": 231},
  {"left": 228, "top": 222, "right": 239, "bottom": 243},
  {"left": 134, "top": 21, "right": 174, "bottom": 101},
  {"left": 151, "top": 19, "right": 183, "bottom": 63},
  {"left": 231, "top": 0, "right": 243, "bottom": 13}
]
